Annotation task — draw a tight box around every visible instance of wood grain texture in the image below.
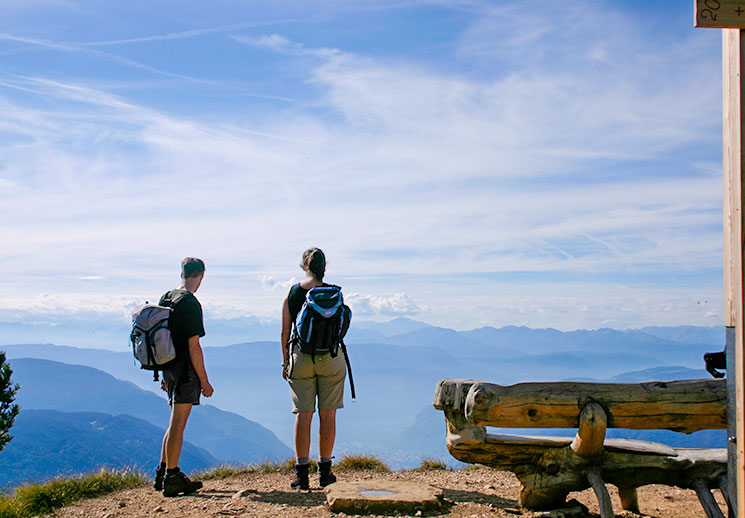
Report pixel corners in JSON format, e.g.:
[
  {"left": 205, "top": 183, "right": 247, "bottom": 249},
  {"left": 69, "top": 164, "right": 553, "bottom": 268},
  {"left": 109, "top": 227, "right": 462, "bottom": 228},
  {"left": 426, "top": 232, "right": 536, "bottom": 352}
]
[
  {"left": 570, "top": 402, "right": 607, "bottom": 457},
  {"left": 461, "top": 379, "right": 727, "bottom": 433},
  {"left": 435, "top": 377, "right": 728, "bottom": 513},
  {"left": 722, "top": 28, "right": 745, "bottom": 518}
]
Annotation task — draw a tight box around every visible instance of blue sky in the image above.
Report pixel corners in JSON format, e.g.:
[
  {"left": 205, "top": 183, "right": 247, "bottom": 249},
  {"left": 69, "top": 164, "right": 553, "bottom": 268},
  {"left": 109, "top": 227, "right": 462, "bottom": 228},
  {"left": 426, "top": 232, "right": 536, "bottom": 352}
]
[{"left": 0, "top": 0, "right": 727, "bottom": 336}]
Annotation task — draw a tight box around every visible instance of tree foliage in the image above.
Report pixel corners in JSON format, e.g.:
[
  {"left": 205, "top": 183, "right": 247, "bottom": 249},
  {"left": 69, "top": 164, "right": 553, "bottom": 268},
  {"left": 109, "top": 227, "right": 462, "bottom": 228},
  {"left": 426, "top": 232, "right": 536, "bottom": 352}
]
[{"left": 0, "top": 351, "right": 20, "bottom": 451}]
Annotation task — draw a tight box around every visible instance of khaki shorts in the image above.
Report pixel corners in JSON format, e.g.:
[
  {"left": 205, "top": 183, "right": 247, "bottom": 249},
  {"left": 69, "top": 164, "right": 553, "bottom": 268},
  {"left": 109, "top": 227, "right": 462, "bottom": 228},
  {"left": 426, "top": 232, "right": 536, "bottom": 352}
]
[{"left": 288, "top": 350, "right": 346, "bottom": 413}]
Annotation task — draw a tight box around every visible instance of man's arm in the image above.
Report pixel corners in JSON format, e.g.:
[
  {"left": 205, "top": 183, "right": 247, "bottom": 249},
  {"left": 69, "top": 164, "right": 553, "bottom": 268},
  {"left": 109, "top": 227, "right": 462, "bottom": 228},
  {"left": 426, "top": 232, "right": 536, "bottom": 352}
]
[
  {"left": 280, "top": 295, "right": 291, "bottom": 379},
  {"left": 188, "top": 335, "right": 213, "bottom": 397}
]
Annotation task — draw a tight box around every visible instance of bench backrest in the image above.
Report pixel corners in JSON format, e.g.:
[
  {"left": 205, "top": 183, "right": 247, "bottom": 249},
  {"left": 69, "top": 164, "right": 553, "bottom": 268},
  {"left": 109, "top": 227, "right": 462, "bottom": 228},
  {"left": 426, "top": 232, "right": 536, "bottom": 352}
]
[{"left": 433, "top": 378, "right": 727, "bottom": 434}]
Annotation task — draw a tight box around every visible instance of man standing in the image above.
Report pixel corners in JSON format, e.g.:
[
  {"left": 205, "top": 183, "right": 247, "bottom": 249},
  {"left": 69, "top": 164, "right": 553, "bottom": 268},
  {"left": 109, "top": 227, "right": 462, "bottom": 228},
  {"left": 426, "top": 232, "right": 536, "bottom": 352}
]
[{"left": 153, "top": 257, "right": 214, "bottom": 497}]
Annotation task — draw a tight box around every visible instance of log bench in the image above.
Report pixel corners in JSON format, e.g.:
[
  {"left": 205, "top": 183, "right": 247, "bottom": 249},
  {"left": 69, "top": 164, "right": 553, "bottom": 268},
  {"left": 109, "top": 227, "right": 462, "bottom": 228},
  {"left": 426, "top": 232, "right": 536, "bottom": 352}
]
[{"left": 433, "top": 378, "right": 729, "bottom": 518}]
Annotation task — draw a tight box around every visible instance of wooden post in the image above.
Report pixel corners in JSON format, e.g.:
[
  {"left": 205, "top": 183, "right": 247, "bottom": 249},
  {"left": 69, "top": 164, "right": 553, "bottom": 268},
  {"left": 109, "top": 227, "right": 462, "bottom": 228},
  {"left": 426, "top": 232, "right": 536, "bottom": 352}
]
[
  {"left": 723, "top": 27, "right": 745, "bottom": 518},
  {"left": 696, "top": 3, "right": 745, "bottom": 516}
]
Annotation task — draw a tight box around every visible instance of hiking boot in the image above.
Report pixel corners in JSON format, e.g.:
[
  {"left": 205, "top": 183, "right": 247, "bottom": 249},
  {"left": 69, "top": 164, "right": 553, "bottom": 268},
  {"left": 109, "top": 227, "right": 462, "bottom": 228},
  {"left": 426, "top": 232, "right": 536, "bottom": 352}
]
[
  {"left": 162, "top": 470, "right": 203, "bottom": 497},
  {"left": 318, "top": 460, "right": 336, "bottom": 487},
  {"left": 153, "top": 464, "right": 166, "bottom": 491},
  {"left": 290, "top": 463, "right": 310, "bottom": 490}
]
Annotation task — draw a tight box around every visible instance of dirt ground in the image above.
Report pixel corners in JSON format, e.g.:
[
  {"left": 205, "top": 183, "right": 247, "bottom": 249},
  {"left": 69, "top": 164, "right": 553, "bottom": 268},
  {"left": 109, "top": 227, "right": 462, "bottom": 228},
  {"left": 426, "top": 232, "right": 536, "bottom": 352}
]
[{"left": 49, "top": 467, "right": 727, "bottom": 518}]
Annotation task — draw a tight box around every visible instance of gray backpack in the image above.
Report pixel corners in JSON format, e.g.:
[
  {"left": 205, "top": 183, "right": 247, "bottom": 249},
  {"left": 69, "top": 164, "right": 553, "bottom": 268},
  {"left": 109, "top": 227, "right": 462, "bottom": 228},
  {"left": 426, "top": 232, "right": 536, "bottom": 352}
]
[{"left": 130, "top": 303, "right": 176, "bottom": 381}]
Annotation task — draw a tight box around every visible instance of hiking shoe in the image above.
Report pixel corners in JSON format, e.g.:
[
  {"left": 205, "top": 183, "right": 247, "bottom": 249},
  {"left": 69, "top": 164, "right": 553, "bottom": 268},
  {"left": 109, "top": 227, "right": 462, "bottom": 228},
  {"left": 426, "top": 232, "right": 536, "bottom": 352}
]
[
  {"left": 153, "top": 464, "right": 166, "bottom": 491},
  {"left": 318, "top": 460, "right": 336, "bottom": 487},
  {"left": 162, "top": 470, "right": 203, "bottom": 497},
  {"left": 290, "top": 463, "right": 310, "bottom": 490}
]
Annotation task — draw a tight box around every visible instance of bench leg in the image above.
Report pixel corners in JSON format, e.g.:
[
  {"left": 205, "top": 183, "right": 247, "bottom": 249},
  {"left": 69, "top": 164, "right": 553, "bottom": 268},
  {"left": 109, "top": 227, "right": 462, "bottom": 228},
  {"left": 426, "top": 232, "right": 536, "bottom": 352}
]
[
  {"left": 587, "top": 470, "right": 614, "bottom": 518},
  {"left": 718, "top": 476, "right": 734, "bottom": 518},
  {"left": 619, "top": 486, "right": 640, "bottom": 514},
  {"left": 692, "top": 479, "right": 725, "bottom": 518}
]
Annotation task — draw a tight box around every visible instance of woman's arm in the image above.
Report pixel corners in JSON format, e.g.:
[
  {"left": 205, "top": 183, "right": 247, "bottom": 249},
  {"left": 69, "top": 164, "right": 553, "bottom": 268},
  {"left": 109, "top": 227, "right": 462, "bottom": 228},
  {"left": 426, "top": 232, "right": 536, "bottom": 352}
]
[{"left": 280, "top": 295, "right": 292, "bottom": 379}]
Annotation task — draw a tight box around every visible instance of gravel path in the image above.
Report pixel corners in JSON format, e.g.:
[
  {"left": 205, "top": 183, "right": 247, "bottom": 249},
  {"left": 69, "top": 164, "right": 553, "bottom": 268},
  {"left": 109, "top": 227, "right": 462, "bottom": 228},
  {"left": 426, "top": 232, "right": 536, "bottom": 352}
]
[{"left": 50, "top": 467, "right": 726, "bottom": 518}]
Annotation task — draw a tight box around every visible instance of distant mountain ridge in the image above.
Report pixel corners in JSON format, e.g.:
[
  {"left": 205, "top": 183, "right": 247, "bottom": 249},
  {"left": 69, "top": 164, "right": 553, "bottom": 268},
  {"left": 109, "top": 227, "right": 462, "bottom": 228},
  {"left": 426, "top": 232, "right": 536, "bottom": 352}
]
[{"left": 2, "top": 322, "right": 723, "bottom": 470}]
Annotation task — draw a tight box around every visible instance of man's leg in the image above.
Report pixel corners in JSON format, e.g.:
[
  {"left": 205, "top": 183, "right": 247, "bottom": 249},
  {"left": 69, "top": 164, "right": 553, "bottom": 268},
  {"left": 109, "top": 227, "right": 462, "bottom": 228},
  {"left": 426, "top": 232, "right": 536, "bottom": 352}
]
[
  {"left": 160, "top": 429, "right": 168, "bottom": 464},
  {"left": 165, "top": 403, "right": 192, "bottom": 469},
  {"left": 162, "top": 403, "right": 203, "bottom": 496},
  {"left": 318, "top": 409, "right": 336, "bottom": 459}
]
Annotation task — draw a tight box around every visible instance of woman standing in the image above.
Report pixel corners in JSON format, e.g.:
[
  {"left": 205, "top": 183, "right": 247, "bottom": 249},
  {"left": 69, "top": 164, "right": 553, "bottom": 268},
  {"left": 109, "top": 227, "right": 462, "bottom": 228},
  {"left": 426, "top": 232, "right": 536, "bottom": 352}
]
[{"left": 281, "top": 248, "right": 347, "bottom": 490}]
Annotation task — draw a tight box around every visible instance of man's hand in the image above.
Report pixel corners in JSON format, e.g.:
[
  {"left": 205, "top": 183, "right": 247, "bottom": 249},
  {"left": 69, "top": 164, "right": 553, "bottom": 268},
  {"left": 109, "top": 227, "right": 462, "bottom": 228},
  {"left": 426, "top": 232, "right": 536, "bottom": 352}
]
[
  {"left": 282, "top": 364, "right": 288, "bottom": 380},
  {"left": 201, "top": 379, "right": 214, "bottom": 397},
  {"left": 160, "top": 378, "right": 167, "bottom": 392}
]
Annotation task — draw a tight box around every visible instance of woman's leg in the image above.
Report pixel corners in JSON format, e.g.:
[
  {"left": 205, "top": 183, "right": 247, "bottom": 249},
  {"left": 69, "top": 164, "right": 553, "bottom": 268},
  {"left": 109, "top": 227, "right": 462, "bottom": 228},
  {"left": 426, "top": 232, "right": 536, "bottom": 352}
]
[
  {"left": 295, "top": 411, "right": 314, "bottom": 458},
  {"left": 318, "top": 409, "right": 336, "bottom": 458}
]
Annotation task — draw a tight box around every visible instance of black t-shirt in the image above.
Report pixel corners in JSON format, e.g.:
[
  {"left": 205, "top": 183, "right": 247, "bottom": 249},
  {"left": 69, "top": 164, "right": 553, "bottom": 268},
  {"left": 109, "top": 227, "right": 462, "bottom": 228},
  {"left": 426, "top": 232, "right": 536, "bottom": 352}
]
[
  {"left": 288, "top": 282, "right": 332, "bottom": 321},
  {"left": 288, "top": 283, "right": 308, "bottom": 322},
  {"left": 159, "top": 289, "right": 205, "bottom": 356}
]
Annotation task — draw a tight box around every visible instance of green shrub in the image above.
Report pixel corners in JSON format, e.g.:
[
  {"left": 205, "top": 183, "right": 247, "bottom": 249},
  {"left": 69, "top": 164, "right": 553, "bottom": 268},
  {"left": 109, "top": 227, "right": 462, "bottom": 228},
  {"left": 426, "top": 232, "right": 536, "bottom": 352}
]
[
  {"left": 0, "top": 468, "right": 146, "bottom": 518},
  {"left": 419, "top": 458, "right": 448, "bottom": 470},
  {"left": 0, "top": 497, "right": 22, "bottom": 518},
  {"left": 335, "top": 454, "right": 390, "bottom": 472}
]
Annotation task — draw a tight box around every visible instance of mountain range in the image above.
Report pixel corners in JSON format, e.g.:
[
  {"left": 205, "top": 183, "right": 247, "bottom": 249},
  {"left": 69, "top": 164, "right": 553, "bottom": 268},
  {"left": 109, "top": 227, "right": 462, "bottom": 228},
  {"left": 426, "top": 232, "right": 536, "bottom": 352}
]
[{"left": 2, "top": 320, "right": 726, "bottom": 473}]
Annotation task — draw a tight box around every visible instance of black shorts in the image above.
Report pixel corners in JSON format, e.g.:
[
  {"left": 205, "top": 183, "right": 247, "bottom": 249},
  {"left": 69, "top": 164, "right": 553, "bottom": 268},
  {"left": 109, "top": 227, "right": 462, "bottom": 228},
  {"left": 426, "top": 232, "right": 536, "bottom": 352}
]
[{"left": 163, "top": 358, "right": 201, "bottom": 406}]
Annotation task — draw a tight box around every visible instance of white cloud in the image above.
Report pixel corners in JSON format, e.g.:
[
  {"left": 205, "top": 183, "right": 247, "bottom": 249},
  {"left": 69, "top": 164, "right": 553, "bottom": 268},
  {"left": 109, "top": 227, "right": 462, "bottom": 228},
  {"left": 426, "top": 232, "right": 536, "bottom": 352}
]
[
  {"left": 258, "top": 275, "right": 298, "bottom": 292},
  {"left": 346, "top": 292, "right": 421, "bottom": 317}
]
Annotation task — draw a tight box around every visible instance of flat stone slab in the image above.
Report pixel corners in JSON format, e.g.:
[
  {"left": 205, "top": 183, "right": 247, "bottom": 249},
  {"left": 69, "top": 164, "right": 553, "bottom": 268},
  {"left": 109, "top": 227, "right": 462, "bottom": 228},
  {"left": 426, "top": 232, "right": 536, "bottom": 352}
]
[{"left": 325, "top": 480, "right": 444, "bottom": 514}]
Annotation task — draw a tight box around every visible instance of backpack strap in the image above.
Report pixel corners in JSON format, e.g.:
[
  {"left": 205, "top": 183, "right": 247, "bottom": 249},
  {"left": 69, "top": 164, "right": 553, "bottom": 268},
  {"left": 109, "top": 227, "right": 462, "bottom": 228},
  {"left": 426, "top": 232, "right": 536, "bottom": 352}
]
[
  {"left": 340, "top": 340, "right": 355, "bottom": 399},
  {"left": 144, "top": 328, "right": 157, "bottom": 381}
]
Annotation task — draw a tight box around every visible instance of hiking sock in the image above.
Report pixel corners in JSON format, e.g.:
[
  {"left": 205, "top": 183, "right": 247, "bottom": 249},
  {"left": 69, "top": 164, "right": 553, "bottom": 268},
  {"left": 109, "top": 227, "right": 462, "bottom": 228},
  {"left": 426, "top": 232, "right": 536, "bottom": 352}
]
[
  {"left": 296, "top": 457, "right": 309, "bottom": 465},
  {"left": 320, "top": 457, "right": 332, "bottom": 463},
  {"left": 166, "top": 467, "right": 180, "bottom": 475}
]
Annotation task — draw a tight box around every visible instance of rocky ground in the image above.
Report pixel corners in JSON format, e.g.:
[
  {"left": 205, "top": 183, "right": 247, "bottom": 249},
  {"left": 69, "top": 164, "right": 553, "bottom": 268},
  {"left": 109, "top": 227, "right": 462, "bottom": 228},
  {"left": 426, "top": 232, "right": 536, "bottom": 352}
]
[{"left": 49, "top": 467, "right": 726, "bottom": 518}]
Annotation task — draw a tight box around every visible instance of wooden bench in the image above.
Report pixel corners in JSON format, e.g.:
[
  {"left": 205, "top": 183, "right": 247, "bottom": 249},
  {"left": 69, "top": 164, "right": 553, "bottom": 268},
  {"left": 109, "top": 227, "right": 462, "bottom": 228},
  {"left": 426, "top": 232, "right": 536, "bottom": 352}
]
[{"left": 433, "top": 378, "right": 729, "bottom": 518}]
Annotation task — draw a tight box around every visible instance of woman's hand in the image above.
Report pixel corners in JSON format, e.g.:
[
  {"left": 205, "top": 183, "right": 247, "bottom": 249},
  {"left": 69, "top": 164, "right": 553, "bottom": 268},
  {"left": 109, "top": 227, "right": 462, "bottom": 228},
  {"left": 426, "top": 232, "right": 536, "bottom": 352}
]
[{"left": 282, "top": 362, "right": 288, "bottom": 380}]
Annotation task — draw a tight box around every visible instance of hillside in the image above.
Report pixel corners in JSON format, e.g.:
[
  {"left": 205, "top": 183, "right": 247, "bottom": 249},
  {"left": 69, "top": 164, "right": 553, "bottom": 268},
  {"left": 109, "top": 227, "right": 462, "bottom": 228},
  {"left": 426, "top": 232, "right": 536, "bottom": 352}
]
[
  {"left": 7, "top": 358, "right": 292, "bottom": 486},
  {"left": 0, "top": 410, "right": 215, "bottom": 488},
  {"left": 45, "top": 466, "right": 725, "bottom": 518}
]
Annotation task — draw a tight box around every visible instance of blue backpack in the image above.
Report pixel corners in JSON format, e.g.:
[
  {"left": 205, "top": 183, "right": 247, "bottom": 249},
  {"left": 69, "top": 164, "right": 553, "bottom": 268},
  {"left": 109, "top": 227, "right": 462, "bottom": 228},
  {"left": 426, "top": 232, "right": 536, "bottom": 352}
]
[{"left": 290, "top": 285, "right": 355, "bottom": 397}]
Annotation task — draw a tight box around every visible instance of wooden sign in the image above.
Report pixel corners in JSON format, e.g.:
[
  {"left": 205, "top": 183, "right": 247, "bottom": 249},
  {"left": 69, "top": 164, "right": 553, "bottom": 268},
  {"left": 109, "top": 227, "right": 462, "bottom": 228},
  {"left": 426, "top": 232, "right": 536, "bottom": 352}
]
[{"left": 696, "top": 0, "right": 745, "bottom": 28}]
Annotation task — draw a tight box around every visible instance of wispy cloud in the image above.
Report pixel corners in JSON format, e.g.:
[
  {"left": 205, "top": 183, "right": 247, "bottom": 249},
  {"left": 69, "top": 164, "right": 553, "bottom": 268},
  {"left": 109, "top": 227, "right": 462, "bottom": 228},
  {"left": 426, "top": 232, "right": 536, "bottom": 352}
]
[
  {"left": 0, "top": 33, "right": 213, "bottom": 83},
  {"left": 0, "top": 0, "right": 725, "bottom": 334}
]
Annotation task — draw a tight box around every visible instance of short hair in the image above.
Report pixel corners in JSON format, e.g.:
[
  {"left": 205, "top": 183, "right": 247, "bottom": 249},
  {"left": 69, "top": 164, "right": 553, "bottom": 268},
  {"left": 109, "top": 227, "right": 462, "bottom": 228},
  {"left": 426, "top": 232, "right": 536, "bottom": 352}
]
[{"left": 181, "top": 257, "right": 205, "bottom": 278}]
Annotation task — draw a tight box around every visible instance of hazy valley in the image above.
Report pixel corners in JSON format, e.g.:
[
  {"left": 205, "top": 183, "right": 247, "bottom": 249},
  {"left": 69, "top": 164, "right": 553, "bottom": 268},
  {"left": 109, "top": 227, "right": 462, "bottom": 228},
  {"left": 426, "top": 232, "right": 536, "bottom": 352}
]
[{"left": 1, "top": 318, "right": 727, "bottom": 487}]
